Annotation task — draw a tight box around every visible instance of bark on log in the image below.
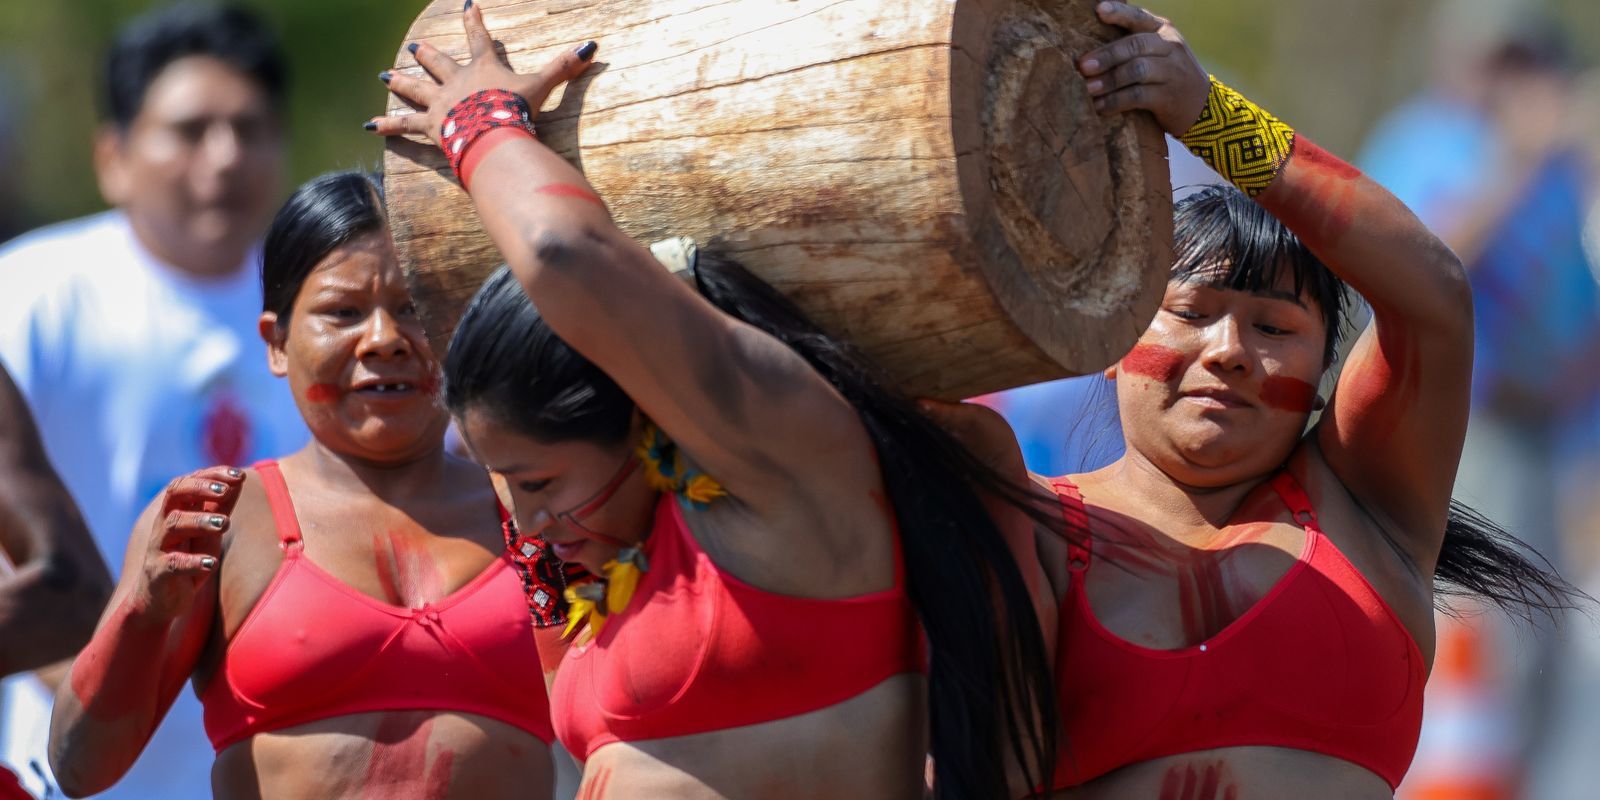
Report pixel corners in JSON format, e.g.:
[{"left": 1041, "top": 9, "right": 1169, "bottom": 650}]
[{"left": 384, "top": 0, "right": 1173, "bottom": 400}]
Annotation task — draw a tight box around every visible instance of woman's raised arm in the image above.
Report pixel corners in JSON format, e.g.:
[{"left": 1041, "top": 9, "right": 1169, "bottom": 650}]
[
  {"left": 1078, "top": 1, "right": 1472, "bottom": 565},
  {"left": 372, "top": 6, "right": 869, "bottom": 507}
]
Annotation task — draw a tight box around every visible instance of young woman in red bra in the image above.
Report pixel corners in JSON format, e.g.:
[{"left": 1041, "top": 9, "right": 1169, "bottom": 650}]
[
  {"left": 47, "top": 172, "right": 558, "bottom": 799},
  {"left": 368, "top": 6, "right": 1058, "bottom": 798},
  {"left": 932, "top": 3, "right": 1575, "bottom": 798}
]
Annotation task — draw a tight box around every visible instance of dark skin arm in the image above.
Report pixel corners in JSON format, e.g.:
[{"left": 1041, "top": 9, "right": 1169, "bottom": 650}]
[
  {"left": 48, "top": 467, "right": 242, "bottom": 798},
  {"left": 373, "top": 9, "right": 873, "bottom": 519},
  {"left": 1079, "top": 1, "right": 1473, "bottom": 570},
  {"left": 0, "top": 364, "right": 111, "bottom": 677}
]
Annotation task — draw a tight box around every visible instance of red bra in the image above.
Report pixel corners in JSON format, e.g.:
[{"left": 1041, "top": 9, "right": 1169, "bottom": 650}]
[
  {"left": 201, "top": 460, "right": 553, "bottom": 752},
  {"left": 1050, "top": 472, "right": 1425, "bottom": 790},
  {"left": 551, "top": 495, "right": 922, "bottom": 760}
]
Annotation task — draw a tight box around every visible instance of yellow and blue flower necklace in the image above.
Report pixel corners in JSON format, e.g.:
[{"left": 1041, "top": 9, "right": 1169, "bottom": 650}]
[{"left": 562, "top": 421, "right": 724, "bottom": 644}]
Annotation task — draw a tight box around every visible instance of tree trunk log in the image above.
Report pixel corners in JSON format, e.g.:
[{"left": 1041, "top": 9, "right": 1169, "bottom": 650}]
[{"left": 384, "top": 0, "right": 1172, "bottom": 400}]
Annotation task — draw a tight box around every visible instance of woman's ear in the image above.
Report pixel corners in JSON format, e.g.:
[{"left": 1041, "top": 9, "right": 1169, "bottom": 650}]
[{"left": 259, "top": 312, "right": 289, "bottom": 378}]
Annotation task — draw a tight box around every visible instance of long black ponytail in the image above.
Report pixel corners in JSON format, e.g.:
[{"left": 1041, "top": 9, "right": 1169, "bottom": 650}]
[
  {"left": 691, "top": 251, "right": 1061, "bottom": 796},
  {"left": 445, "top": 257, "right": 1063, "bottom": 798}
]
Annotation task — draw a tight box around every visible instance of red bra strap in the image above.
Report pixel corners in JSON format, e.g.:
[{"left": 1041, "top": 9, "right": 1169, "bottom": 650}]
[
  {"left": 1268, "top": 470, "right": 1321, "bottom": 531},
  {"left": 251, "top": 460, "right": 303, "bottom": 547},
  {"left": 1050, "top": 476, "right": 1092, "bottom": 569}
]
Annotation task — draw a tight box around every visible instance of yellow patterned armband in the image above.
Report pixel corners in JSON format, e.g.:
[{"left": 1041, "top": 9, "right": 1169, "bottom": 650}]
[{"left": 1179, "top": 76, "right": 1296, "bottom": 197}]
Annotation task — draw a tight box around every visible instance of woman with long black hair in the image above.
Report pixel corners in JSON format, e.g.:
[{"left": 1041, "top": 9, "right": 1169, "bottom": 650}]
[
  {"left": 369, "top": 5, "right": 1057, "bottom": 798},
  {"left": 934, "top": 3, "right": 1580, "bottom": 798}
]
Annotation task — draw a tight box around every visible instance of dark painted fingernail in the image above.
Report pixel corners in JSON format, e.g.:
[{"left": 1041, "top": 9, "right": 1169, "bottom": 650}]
[
  {"left": 408, "top": 42, "right": 420, "bottom": 55},
  {"left": 575, "top": 41, "right": 597, "bottom": 61},
  {"left": 200, "top": 556, "right": 218, "bottom": 571},
  {"left": 379, "top": 70, "right": 392, "bottom": 83},
  {"left": 363, "top": 120, "right": 378, "bottom": 131},
  {"left": 210, "top": 482, "right": 226, "bottom": 494},
  {"left": 208, "top": 515, "right": 226, "bottom": 530},
  {"left": 464, "top": 0, "right": 473, "bottom": 9},
  {"left": 226, "top": 468, "right": 242, "bottom": 478}
]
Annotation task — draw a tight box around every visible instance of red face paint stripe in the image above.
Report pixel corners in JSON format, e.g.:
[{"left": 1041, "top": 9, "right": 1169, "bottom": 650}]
[
  {"left": 1122, "top": 344, "right": 1185, "bottom": 383},
  {"left": 1260, "top": 376, "right": 1317, "bottom": 414},
  {"left": 305, "top": 383, "right": 341, "bottom": 403}
]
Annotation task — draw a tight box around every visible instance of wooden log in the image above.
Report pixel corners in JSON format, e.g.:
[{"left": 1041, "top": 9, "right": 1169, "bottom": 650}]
[{"left": 384, "top": 0, "right": 1172, "bottom": 400}]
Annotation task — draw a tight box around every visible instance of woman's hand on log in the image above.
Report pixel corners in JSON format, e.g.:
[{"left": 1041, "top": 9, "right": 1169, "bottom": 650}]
[
  {"left": 1077, "top": 1, "right": 1209, "bottom": 137},
  {"left": 368, "top": 2, "right": 597, "bottom": 146}
]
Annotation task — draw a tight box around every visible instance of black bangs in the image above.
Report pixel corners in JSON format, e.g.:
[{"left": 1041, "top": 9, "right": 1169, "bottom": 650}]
[{"left": 1172, "top": 185, "right": 1350, "bottom": 364}]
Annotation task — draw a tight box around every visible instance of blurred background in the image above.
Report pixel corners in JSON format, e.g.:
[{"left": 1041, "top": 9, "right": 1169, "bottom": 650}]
[{"left": 2, "top": 0, "right": 1598, "bottom": 797}]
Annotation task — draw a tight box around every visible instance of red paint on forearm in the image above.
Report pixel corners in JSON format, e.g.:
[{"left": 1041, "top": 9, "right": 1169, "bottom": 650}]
[
  {"left": 1121, "top": 344, "right": 1186, "bottom": 383},
  {"left": 534, "top": 183, "right": 609, "bottom": 211},
  {"left": 1260, "top": 137, "right": 1362, "bottom": 254},
  {"left": 305, "top": 383, "right": 341, "bottom": 403},
  {"left": 70, "top": 597, "right": 167, "bottom": 720},
  {"left": 1259, "top": 376, "right": 1316, "bottom": 414}
]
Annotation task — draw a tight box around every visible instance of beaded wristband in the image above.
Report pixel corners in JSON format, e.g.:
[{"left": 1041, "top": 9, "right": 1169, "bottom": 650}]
[
  {"left": 441, "top": 88, "right": 537, "bottom": 188},
  {"left": 1179, "top": 75, "right": 1296, "bottom": 197}
]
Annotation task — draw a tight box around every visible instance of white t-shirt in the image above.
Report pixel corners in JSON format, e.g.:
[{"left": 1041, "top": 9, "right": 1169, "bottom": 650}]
[{"left": 0, "top": 210, "right": 308, "bottom": 798}]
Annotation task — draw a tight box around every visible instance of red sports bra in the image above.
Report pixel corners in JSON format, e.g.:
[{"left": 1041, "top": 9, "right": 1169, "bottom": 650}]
[
  {"left": 201, "top": 461, "right": 554, "bottom": 752},
  {"left": 1050, "top": 472, "right": 1425, "bottom": 790},
  {"left": 551, "top": 495, "right": 922, "bottom": 760}
]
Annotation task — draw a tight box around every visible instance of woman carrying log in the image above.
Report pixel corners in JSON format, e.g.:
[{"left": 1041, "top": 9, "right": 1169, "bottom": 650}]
[
  {"left": 48, "top": 172, "right": 559, "bottom": 799},
  {"left": 930, "top": 3, "right": 1576, "bottom": 798},
  {"left": 367, "top": 5, "right": 1058, "bottom": 798}
]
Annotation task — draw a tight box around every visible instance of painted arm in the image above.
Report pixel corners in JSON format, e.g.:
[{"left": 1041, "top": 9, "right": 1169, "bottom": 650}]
[
  {"left": 1078, "top": 2, "right": 1471, "bottom": 564},
  {"left": 372, "top": 8, "right": 867, "bottom": 507},
  {"left": 0, "top": 364, "right": 111, "bottom": 677},
  {"left": 48, "top": 467, "right": 242, "bottom": 797}
]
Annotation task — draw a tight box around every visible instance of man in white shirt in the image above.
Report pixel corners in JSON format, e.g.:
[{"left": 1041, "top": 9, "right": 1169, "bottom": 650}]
[{"left": 0, "top": 5, "right": 307, "bottom": 796}]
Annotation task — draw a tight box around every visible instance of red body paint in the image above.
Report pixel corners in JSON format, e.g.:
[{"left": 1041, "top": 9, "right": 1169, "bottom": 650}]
[
  {"left": 373, "top": 532, "right": 445, "bottom": 608},
  {"left": 577, "top": 764, "right": 612, "bottom": 800},
  {"left": 418, "top": 374, "right": 441, "bottom": 398},
  {"left": 1158, "top": 761, "right": 1238, "bottom": 800},
  {"left": 1292, "top": 138, "right": 1363, "bottom": 180},
  {"left": 535, "top": 183, "right": 609, "bottom": 210},
  {"left": 1260, "top": 137, "right": 1361, "bottom": 254},
  {"left": 1259, "top": 376, "right": 1317, "bottom": 414},
  {"left": 1175, "top": 559, "right": 1237, "bottom": 645},
  {"left": 305, "top": 383, "right": 341, "bottom": 403},
  {"left": 1338, "top": 307, "right": 1421, "bottom": 442},
  {"left": 1121, "top": 344, "right": 1185, "bottom": 383},
  {"left": 70, "top": 598, "right": 164, "bottom": 720},
  {"left": 360, "top": 712, "right": 454, "bottom": 799}
]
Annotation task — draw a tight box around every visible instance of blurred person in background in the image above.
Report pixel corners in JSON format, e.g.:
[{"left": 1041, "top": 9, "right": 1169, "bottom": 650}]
[
  {"left": 0, "top": 364, "right": 113, "bottom": 800},
  {"left": 1360, "top": 15, "right": 1600, "bottom": 800},
  {"left": 0, "top": 5, "right": 306, "bottom": 797}
]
